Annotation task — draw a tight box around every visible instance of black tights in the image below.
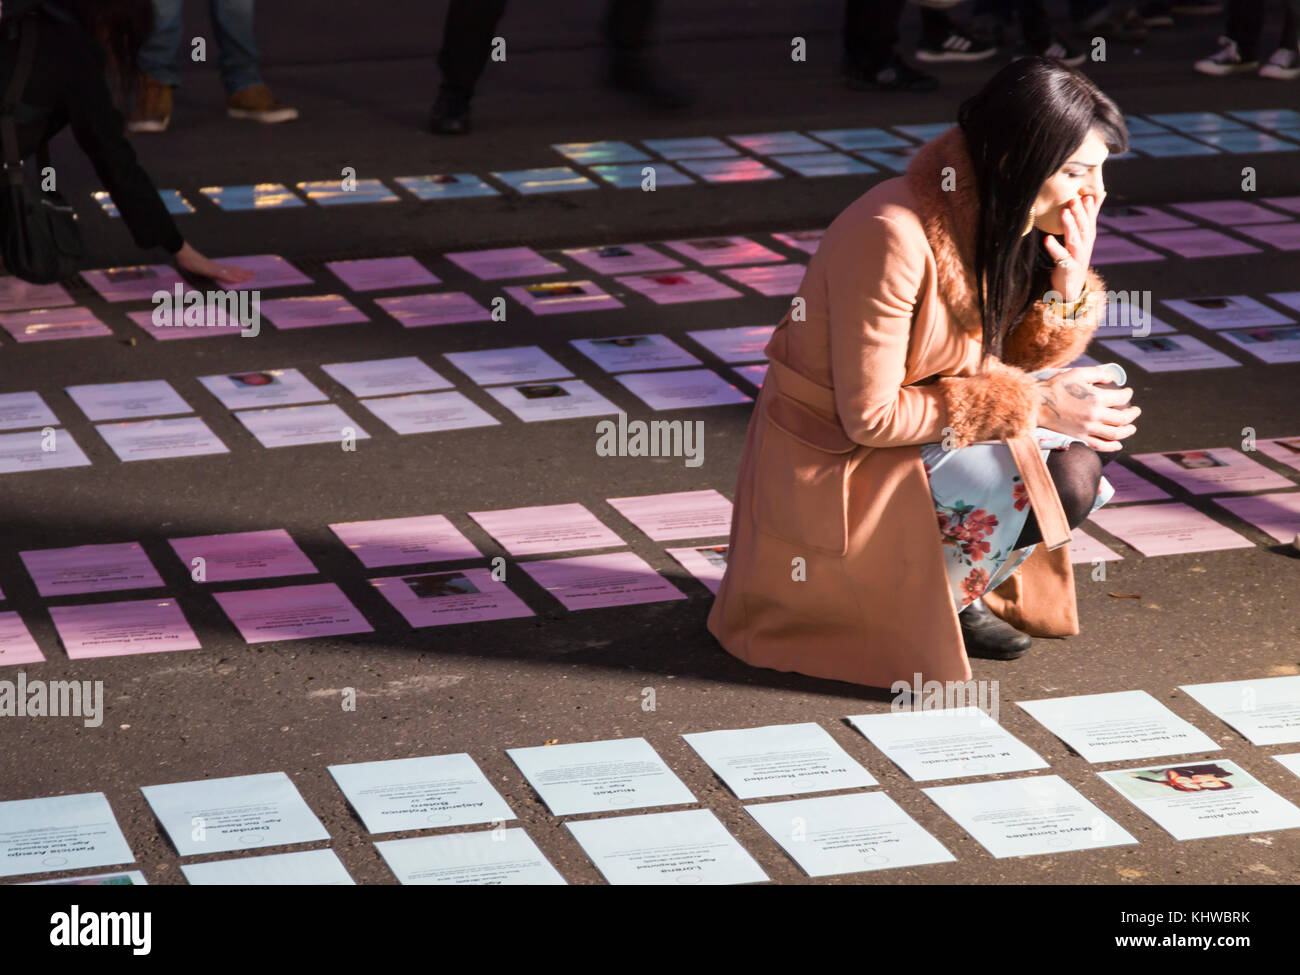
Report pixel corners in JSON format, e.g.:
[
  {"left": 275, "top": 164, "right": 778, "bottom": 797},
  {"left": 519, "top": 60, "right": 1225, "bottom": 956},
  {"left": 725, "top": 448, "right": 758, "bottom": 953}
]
[{"left": 1012, "top": 442, "right": 1111, "bottom": 549}]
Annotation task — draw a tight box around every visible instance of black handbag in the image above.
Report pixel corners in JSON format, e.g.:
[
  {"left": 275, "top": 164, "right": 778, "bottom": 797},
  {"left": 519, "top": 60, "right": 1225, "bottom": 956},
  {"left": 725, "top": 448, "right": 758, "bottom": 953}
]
[{"left": 0, "top": 12, "right": 83, "bottom": 284}]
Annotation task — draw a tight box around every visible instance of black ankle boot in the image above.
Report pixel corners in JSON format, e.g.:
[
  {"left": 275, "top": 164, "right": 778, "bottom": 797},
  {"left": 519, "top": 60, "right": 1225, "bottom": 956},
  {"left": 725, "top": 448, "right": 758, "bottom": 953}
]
[
  {"left": 429, "top": 91, "right": 471, "bottom": 135},
  {"left": 958, "top": 598, "right": 1033, "bottom": 660}
]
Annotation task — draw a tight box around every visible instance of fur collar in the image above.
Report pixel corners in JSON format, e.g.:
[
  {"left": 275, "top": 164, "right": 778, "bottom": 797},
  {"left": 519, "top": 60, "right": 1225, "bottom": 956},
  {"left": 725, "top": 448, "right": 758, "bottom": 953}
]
[{"left": 904, "top": 126, "right": 985, "bottom": 335}]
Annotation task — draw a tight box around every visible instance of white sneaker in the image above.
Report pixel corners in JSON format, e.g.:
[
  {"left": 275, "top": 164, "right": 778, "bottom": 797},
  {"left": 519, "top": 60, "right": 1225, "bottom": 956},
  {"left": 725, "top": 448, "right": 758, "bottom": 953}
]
[
  {"left": 1193, "top": 36, "right": 1259, "bottom": 75},
  {"left": 1259, "top": 46, "right": 1300, "bottom": 80}
]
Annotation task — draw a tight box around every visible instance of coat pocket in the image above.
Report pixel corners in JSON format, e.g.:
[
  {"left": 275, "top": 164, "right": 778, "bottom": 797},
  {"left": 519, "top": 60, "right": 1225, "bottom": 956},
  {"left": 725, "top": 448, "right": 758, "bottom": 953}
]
[{"left": 752, "top": 392, "right": 858, "bottom": 557}]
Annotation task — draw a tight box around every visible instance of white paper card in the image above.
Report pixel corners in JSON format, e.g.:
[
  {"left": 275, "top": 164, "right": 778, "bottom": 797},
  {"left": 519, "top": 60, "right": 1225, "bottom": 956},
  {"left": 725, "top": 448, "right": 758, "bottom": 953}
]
[
  {"left": 683, "top": 722, "right": 875, "bottom": 799},
  {"left": 847, "top": 707, "right": 1049, "bottom": 781},
  {"left": 1017, "top": 690, "right": 1220, "bottom": 763},
  {"left": 506, "top": 737, "right": 695, "bottom": 816}
]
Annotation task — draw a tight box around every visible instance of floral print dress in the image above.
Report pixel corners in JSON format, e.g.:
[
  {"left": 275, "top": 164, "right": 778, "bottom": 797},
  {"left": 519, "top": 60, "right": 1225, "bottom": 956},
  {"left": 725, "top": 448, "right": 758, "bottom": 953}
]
[{"left": 919, "top": 417, "right": 1115, "bottom": 613}]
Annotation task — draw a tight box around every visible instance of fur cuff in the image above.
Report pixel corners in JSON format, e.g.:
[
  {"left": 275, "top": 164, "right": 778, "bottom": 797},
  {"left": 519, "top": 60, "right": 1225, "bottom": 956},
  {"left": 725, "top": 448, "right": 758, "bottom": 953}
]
[
  {"left": 1002, "top": 268, "right": 1107, "bottom": 372},
  {"left": 937, "top": 359, "right": 1039, "bottom": 447}
]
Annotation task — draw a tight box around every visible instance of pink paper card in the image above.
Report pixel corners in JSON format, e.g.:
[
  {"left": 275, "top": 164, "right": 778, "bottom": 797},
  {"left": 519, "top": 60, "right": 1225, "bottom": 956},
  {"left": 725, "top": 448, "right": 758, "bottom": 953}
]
[
  {"left": 1257, "top": 436, "right": 1300, "bottom": 473},
  {"left": 570, "top": 334, "right": 700, "bottom": 373},
  {"left": 0, "top": 278, "right": 72, "bottom": 312},
  {"left": 606, "top": 489, "right": 733, "bottom": 541},
  {"left": 0, "top": 429, "right": 92, "bottom": 474},
  {"left": 330, "top": 514, "right": 481, "bottom": 568},
  {"left": 21, "top": 542, "right": 164, "bottom": 597},
  {"left": 1214, "top": 492, "right": 1300, "bottom": 544},
  {"left": 1099, "top": 334, "right": 1241, "bottom": 372},
  {"left": 614, "top": 271, "right": 743, "bottom": 305},
  {"left": 213, "top": 254, "right": 312, "bottom": 290},
  {"left": 321, "top": 357, "right": 452, "bottom": 396},
  {"left": 504, "top": 280, "right": 623, "bottom": 315},
  {"left": 325, "top": 257, "right": 440, "bottom": 292},
  {"left": 168, "top": 529, "right": 317, "bottom": 583},
  {"left": 371, "top": 568, "right": 534, "bottom": 627},
  {"left": 259, "top": 295, "right": 368, "bottom": 330},
  {"left": 360, "top": 391, "right": 501, "bottom": 434},
  {"left": 771, "top": 230, "right": 825, "bottom": 255},
  {"left": 127, "top": 307, "right": 246, "bottom": 340},
  {"left": 1268, "top": 292, "right": 1300, "bottom": 315},
  {"left": 468, "top": 503, "right": 623, "bottom": 556},
  {"left": 518, "top": 552, "right": 686, "bottom": 611},
  {"left": 686, "top": 325, "right": 774, "bottom": 363},
  {"left": 718, "top": 263, "right": 807, "bottom": 296},
  {"left": 50, "top": 598, "right": 201, "bottom": 659},
  {"left": 0, "top": 611, "right": 44, "bottom": 666},
  {"left": 1090, "top": 234, "right": 1166, "bottom": 265},
  {"left": 1263, "top": 196, "right": 1300, "bottom": 215},
  {"left": 1135, "top": 228, "right": 1261, "bottom": 259},
  {"left": 1163, "top": 295, "right": 1292, "bottom": 330},
  {"left": 661, "top": 237, "right": 784, "bottom": 267},
  {"left": 1096, "top": 205, "right": 1194, "bottom": 233},
  {"left": 234, "top": 403, "right": 370, "bottom": 449},
  {"left": 1102, "top": 463, "right": 1171, "bottom": 504},
  {"left": 1232, "top": 222, "right": 1300, "bottom": 251},
  {"left": 677, "top": 157, "right": 781, "bottom": 183},
  {"left": 199, "top": 368, "right": 327, "bottom": 410},
  {"left": 664, "top": 545, "right": 729, "bottom": 593},
  {"left": 0, "top": 391, "right": 58, "bottom": 430},
  {"left": 1133, "top": 447, "right": 1295, "bottom": 495},
  {"left": 484, "top": 380, "right": 619, "bottom": 423},
  {"left": 562, "top": 244, "right": 682, "bottom": 275},
  {"left": 1221, "top": 324, "right": 1300, "bottom": 363},
  {"left": 444, "top": 346, "right": 572, "bottom": 386},
  {"left": 1066, "top": 528, "right": 1122, "bottom": 564},
  {"left": 445, "top": 247, "right": 564, "bottom": 280},
  {"left": 1089, "top": 503, "right": 1254, "bottom": 556},
  {"left": 81, "top": 264, "right": 185, "bottom": 302},
  {"left": 213, "top": 583, "right": 374, "bottom": 643},
  {"left": 1169, "top": 200, "right": 1292, "bottom": 225},
  {"left": 0, "top": 307, "right": 112, "bottom": 342},
  {"left": 376, "top": 292, "right": 492, "bottom": 327},
  {"left": 614, "top": 368, "right": 753, "bottom": 410},
  {"left": 96, "top": 417, "right": 230, "bottom": 462}
]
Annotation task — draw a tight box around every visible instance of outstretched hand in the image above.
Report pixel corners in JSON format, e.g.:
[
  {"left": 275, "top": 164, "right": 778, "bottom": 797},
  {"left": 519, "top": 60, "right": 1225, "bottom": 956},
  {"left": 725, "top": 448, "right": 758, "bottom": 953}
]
[{"left": 175, "top": 242, "right": 256, "bottom": 285}]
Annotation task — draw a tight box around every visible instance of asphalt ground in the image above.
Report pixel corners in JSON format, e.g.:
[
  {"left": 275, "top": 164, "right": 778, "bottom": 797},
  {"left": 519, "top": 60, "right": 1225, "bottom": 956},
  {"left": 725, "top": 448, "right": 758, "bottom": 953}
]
[{"left": 1, "top": 1, "right": 1299, "bottom": 888}]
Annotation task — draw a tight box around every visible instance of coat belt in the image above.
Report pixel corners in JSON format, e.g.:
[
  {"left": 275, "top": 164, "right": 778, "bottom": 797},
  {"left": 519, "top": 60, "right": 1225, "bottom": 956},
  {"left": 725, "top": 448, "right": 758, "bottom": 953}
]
[{"left": 763, "top": 357, "right": 1072, "bottom": 551}]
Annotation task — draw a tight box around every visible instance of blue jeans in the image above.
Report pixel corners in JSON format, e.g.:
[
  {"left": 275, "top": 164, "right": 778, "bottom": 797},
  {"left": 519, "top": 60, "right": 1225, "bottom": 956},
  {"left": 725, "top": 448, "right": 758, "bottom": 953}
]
[{"left": 138, "top": 0, "right": 263, "bottom": 94}]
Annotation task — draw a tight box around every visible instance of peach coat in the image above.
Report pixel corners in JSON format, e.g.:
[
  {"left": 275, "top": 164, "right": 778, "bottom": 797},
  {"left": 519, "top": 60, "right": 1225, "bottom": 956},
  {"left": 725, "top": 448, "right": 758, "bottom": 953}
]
[{"left": 706, "top": 126, "right": 1109, "bottom": 689}]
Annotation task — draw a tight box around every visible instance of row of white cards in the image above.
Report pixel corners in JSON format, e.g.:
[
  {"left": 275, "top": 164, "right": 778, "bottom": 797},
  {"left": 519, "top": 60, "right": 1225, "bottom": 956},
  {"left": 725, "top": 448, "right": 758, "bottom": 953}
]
[
  {"left": 8, "top": 682, "right": 1300, "bottom": 882},
  {"left": 0, "top": 369, "right": 761, "bottom": 474},
  {"left": 2, "top": 326, "right": 771, "bottom": 428}
]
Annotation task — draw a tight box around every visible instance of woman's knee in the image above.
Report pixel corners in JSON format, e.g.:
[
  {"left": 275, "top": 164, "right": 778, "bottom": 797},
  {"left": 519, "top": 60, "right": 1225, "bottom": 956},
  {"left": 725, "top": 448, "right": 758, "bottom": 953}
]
[{"left": 1048, "top": 444, "right": 1102, "bottom": 528}]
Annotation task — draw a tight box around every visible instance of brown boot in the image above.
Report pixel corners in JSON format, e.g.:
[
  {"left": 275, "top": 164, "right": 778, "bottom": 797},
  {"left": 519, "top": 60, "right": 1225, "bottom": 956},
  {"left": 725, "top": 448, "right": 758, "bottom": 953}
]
[
  {"left": 226, "top": 85, "right": 298, "bottom": 124},
  {"left": 127, "top": 75, "right": 173, "bottom": 133}
]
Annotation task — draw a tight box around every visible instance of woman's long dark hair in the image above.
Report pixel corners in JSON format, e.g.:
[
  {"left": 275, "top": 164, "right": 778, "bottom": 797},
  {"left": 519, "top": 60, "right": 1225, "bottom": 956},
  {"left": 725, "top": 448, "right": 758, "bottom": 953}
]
[
  {"left": 957, "top": 57, "right": 1128, "bottom": 361},
  {"left": 56, "top": 0, "right": 154, "bottom": 96}
]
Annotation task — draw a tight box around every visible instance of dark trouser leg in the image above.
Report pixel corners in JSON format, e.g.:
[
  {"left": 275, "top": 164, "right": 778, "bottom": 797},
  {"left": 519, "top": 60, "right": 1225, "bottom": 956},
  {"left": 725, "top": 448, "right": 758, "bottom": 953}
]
[
  {"left": 1017, "top": 0, "right": 1054, "bottom": 48},
  {"left": 921, "top": 8, "right": 955, "bottom": 46},
  {"left": 436, "top": 0, "right": 510, "bottom": 101},
  {"left": 1280, "top": 0, "right": 1299, "bottom": 49},
  {"left": 603, "top": 0, "right": 659, "bottom": 53},
  {"left": 844, "top": 0, "right": 907, "bottom": 70},
  {"left": 1225, "top": 0, "right": 1266, "bottom": 60},
  {"left": 1013, "top": 442, "right": 1109, "bottom": 549}
]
